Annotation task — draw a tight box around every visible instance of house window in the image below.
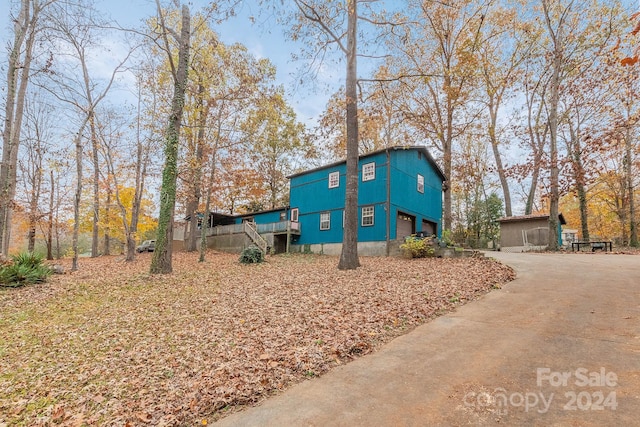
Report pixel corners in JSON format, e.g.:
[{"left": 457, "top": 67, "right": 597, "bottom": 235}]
[
  {"left": 329, "top": 171, "right": 339, "bottom": 188},
  {"left": 279, "top": 211, "right": 286, "bottom": 221},
  {"left": 417, "top": 174, "right": 424, "bottom": 193},
  {"left": 291, "top": 208, "right": 299, "bottom": 222},
  {"left": 320, "top": 212, "right": 331, "bottom": 230},
  {"left": 362, "top": 206, "right": 374, "bottom": 227},
  {"left": 362, "top": 162, "right": 375, "bottom": 181}
]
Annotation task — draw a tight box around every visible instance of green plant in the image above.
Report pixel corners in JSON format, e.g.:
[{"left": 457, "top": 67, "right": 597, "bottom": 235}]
[
  {"left": 441, "top": 230, "right": 455, "bottom": 247},
  {"left": 0, "top": 252, "right": 53, "bottom": 288},
  {"left": 239, "top": 246, "right": 264, "bottom": 264},
  {"left": 400, "top": 236, "right": 435, "bottom": 258}
]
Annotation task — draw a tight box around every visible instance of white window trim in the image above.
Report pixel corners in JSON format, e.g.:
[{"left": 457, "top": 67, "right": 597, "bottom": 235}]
[
  {"left": 329, "top": 171, "right": 340, "bottom": 188},
  {"left": 417, "top": 174, "right": 424, "bottom": 193},
  {"left": 361, "top": 206, "right": 374, "bottom": 227},
  {"left": 320, "top": 212, "right": 331, "bottom": 230},
  {"left": 362, "top": 162, "right": 375, "bottom": 181},
  {"left": 291, "top": 208, "right": 299, "bottom": 222}
]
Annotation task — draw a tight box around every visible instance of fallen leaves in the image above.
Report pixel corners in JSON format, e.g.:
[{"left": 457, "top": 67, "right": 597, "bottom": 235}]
[{"left": 0, "top": 251, "right": 514, "bottom": 425}]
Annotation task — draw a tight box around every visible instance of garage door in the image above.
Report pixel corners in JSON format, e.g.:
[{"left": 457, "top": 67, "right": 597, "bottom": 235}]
[
  {"left": 397, "top": 212, "right": 415, "bottom": 239},
  {"left": 421, "top": 220, "right": 436, "bottom": 235}
]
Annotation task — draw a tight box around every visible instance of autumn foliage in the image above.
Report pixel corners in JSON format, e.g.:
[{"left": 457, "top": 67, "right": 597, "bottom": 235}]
[{"left": 0, "top": 251, "right": 514, "bottom": 425}]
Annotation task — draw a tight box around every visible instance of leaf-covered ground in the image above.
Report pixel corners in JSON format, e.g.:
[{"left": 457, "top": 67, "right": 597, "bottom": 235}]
[{"left": 0, "top": 251, "right": 514, "bottom": 426}]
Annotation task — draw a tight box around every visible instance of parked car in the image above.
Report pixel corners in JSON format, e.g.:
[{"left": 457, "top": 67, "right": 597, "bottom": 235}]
[{"left": 136, "top": 240, "right": 155, "bottom": 253}]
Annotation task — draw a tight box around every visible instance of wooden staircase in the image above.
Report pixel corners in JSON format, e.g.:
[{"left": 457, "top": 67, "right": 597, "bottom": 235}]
[{"left": 243, "top": 221, "right": 268, "bottom": 254}]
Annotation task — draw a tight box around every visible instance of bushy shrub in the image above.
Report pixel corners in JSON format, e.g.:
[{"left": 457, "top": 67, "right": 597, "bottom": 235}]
[
  {"left": 239, "top": 246, "right": 265, "bottom": 264},
  {"left": 0, "top": 252, "right": 53, "bottom": 287},
  {"left": 400, "top": 236, "right": 436, "bottom": 259}
]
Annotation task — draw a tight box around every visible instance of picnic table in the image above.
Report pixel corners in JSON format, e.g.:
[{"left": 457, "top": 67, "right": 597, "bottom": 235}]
[{"left": 571, "top": 241, "right": 613, "bottom": 252}]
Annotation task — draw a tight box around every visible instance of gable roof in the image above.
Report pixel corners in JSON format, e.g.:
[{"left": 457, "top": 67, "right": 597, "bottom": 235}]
[
  {"left": 287, "top": 145, "right": 446, "bottom": 182},
  {"left": 498, "top": 213, "right": 567, "bottom": 225}
]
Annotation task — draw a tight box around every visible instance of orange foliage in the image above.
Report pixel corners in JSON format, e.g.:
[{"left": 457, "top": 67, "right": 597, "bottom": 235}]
[{"left": 621, "top": 55, "right": 638, "bottom": 66}]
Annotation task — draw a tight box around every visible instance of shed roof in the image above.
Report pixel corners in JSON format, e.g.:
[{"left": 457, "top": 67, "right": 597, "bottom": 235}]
[{"left": 287, "top": 145, "right": 446, "bottom": 182}]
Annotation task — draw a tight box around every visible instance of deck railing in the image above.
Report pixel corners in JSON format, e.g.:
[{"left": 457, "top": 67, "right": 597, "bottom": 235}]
[
  {"left": 207, "top": 221, "right": 299, "bottom": 236},
  {"left": 256, "top": 220, "right": 300, "bottom": 233},
  {"left": 243, "top": 222, "right": 268, "bottom": 254},
  {"left": 207, "top": 223, "right": 244, "bottom": 236}
]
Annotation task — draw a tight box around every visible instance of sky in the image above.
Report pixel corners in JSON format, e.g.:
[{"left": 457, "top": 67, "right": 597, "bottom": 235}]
[{"left": 0, "top": 0, "right": 343, "bottom": 127}]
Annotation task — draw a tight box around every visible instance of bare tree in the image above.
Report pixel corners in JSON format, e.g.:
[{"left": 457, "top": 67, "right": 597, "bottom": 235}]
[
  {"left": 1, "top": 0, "right": 55, "bottom": 256},
  {"left": 541, "top": 0, "right": 616, "bottom": 249},
  {"left": 288, "top": 0, "right": 362, "bottom": 269},
  {"left": 18, "top": 94, "right": 55, "bottom": 253},
  {"left": 43, "top": 1, "right": 132, "bottom": 270}
]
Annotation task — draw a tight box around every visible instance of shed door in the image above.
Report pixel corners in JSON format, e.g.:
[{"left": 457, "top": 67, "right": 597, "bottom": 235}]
[{"left": 397, "top": 212, "right": 415, "bottom": 239}]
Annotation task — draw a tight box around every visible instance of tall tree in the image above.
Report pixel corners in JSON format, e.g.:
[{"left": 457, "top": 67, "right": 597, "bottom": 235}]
[
  {"left": 478, "top": 0, "right": 534, "bottom": 217},
  {"left": 540, "top": 0, "right": 617, "bottom": 250},
  {"left": 610, "top": 40, "right": 639, "bottom": 246},
  {"left": 242, "top": 87, "right": 309, "bottom": 209},
  {"left": 542, "top": 0, "right": 568, "bottom": 251},
  {"left": 18, "top": 94, "right": 54, "bottom": 253},
  {"left": 150, "top": 1, "right": 191, "bottom": 274},
  {"left": 290, "top": 0, "right": 362, "bottom": 270},
  {"left": 126, "top": 66, "right": 159, "bottom": 260},
  {"left": 44, "top": 0, "right": 131, "bottom": 270},
  {"left": 1, "top": 0, "right": 54, "bottom": 256},
  {"left": 392, "top": 0, "right": 491, "bottom": 232}
]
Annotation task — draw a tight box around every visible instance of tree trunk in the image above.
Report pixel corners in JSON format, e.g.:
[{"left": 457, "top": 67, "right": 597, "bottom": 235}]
[
  {"left": 200, "top": 147, "right": 218, "bottom": 263},
  {"left": 567, "top": 123, "right": 589, "bottom": 241},
  {"left": 441, "top": 72, "right": 454, "bottom": 232},
  {"left": 625, "top": 123, "right": 637, "bottom": 247},
  {"left": 545, "top": 3, "right": 562, "bottom": 251},
  {"left": 0, "top": 0, "right": 38, "bottom": 256},
  {"left": 488, "top": 104, "right": 512, "bottom": 217},
  {"left": 26, "top": 161, "right": 42, "bottom": 253},
  {"left": 127, "top": 74, "right": 149, "bottom": 262},
  {"left": 47, "top": 169, "right": 54, "bottom": 260},
  {"left": 91, "top": 115, "right": 100, "bottom": 257},
  {"left": 104, "top": 187, "right": 111, "bottom": 255},
  {"left": 338, "top": 0, "right": 360, "bottom": 270},
  {"left": 151, "top": 4, "right": 191, "bottom": 274},
  {"left": 72, "top": 130, "right": 84, "bottom": 271},
  {"left": 186, "top": 84, "right": 206, "bottom": 252}
]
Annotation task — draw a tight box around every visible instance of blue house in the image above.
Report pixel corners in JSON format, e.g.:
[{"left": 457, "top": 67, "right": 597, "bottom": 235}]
[{"left": 187, "top": 146, "right": 444, "bottom": 256}]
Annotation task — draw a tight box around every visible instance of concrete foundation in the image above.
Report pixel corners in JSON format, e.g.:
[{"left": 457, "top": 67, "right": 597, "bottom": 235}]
[
  {"left": 290, "top": 241, "right": 389, "bottom": 257},
  {"left": 206, "top": 233, "right": 277, "bottom": 254}
]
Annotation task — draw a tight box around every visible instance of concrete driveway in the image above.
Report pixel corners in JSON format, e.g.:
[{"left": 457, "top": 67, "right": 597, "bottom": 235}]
[{"left": 215, "top": 252, "right": 640, "bottom": 426}]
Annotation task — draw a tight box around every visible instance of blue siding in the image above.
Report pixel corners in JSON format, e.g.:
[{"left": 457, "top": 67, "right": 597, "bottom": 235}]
[
  {"left": 203, "top": 146, "right": 442, "bottom": 252},
  {"left": 233, "top": 209, "right": 287, "bottom": 224},
  {"left": 290, "top": 151, "right": 392, "bottom": 245},
  {"left": 288, "top": 147, "right": 443, "bottom": 245},
  {"left": 389, "top": 149, "right": 442, "bottom": 239}
]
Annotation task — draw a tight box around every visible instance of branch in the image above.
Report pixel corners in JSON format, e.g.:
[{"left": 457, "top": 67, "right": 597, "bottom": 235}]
[
  {"left": 154, "top": 0, "right": 178, "bottom": 79},
  {"left": 358, "top": 73, "right": 444, "bottom": 83},
  {"left": 294, "top": 0, "right": 348, "bottom": 54}
]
